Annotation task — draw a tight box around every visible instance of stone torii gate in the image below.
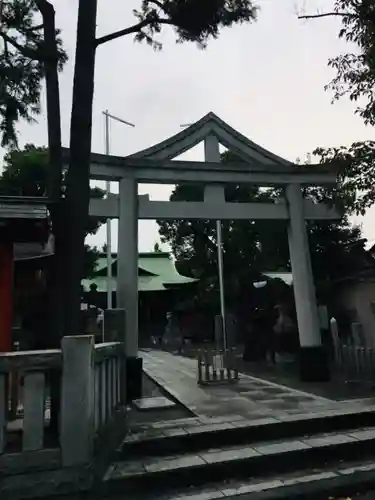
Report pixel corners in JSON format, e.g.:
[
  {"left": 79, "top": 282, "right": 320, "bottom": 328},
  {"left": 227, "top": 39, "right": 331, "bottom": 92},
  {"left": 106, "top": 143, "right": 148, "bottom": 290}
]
[{"left": 82, "top": 112, "right": 339, "bottom": 394}]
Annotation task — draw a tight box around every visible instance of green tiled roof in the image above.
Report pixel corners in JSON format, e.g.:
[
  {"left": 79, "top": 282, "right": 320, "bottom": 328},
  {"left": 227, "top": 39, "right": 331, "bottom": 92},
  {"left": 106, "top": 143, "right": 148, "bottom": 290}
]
[{"left": 82, "top": 252, "right": 197, "bottom": 293}]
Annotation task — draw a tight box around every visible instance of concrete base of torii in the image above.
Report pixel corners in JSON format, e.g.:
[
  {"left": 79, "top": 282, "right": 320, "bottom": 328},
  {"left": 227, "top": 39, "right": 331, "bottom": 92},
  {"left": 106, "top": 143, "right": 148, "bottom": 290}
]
[{"left": 298, "top": 345, "right": 330, "bottom": 382}]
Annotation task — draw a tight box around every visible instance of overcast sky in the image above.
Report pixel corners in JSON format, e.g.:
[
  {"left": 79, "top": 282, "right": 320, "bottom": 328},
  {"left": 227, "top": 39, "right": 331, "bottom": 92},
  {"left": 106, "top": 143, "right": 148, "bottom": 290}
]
[{"left": 1, "top": 0, "right": 374, "bottom": 252}]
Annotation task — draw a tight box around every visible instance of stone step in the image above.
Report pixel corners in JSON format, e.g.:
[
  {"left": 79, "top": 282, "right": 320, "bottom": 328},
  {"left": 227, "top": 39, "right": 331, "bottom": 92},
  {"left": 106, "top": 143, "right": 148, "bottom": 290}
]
[
  {"left": 118, "top": 406, "right": 375, "bottom": 459},
  {"left": 103, "top": 425, "right": 375, "bottom": 498},
  {"left": 103, "top": 460, "right": 375, "bottom": 499}
]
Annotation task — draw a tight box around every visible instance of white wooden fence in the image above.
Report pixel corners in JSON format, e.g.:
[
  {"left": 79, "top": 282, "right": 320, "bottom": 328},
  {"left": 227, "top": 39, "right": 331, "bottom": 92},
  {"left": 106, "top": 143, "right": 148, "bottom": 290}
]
[
  {"left": 330, "top": 318, "right": 375, "bottom": 385},
  {"left": 0, "top": 335, "right": 126, "bottom": 473}
]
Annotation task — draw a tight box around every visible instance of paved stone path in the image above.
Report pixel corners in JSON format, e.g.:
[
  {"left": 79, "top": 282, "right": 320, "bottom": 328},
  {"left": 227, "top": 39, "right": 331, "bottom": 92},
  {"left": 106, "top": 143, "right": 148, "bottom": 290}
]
[{"left": 141, "top": 350, "right": 351, "bottom": 419}]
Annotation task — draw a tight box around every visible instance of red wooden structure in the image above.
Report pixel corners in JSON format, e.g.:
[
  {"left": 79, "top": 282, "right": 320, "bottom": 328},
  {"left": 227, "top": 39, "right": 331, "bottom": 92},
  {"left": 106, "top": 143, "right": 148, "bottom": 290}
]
[{"left": 0, "top": 197, "right": 50, "bottom": 352}]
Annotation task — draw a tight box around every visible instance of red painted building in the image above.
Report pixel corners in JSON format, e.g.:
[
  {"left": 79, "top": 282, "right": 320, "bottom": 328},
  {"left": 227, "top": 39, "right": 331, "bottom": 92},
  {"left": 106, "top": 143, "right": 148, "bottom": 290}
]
[{"left": 0, "top": 197, "right": 50, "bottom": 352}]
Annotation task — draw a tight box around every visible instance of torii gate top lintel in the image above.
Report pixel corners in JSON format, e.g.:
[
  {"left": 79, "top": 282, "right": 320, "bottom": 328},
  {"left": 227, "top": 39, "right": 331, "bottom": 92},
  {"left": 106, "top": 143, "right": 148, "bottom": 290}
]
[
  {"left": 81, "top": 111, "right": 337, "bottom": 186},
  {"left": 128, "top": 111, "right": 292, "bottom": 166}
]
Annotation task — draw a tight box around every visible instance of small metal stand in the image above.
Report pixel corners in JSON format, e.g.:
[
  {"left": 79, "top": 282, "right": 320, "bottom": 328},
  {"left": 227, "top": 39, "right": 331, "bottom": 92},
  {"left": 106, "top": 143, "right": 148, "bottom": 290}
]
[{"left": 197, "top": 347, "right": 239, "bottom": 386}]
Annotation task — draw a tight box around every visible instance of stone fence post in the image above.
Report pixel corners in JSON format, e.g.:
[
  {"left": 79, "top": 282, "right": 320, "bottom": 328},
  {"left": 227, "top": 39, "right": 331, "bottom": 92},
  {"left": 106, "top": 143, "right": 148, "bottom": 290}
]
[
  {"left": 60, "top": 335, "right": 95, "bottom": 467},
  {"left": 330, "top": 317, "right": 341, "bottom": 365}
]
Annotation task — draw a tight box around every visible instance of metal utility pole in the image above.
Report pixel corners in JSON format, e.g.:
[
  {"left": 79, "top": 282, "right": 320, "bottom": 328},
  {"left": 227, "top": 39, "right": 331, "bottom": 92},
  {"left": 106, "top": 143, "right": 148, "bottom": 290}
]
[
  {"left": 180, "top": 122, "right": 227, "bottom": 351},
  {"left": 216, "top": 218, "right": 227, "bottom": 351},
  {"left": 103, "top": 110, "right": 135, "bottom": 310}
]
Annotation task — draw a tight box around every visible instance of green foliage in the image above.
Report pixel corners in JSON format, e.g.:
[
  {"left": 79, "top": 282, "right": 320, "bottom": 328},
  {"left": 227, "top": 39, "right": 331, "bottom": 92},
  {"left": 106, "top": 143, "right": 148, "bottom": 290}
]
[
  {"left": 325, "top": 0, "right": 375, "bottom": 126},
  {"left": 0, "top": 144, "right": 48, "bottom": 196},
  {"left": 1, "top": 144, "right": 105, "bottom": 231},
  {"left": 0, "top": 0, "right": 67, "bottom": 148},
  {"left": 313, "top": 141, "right": 375, "bottom": 215},
  {"left": 83, "top": 244, "right": 100, "bottom": 279},
  {"left": 302, "top": 1, "right": 375, "bottom": 215},
  {"left": 0, "top": 144, "right": 104, "bottom": 276},
  {"left": 124, "top": 0, "right": 258, "bottom": 49},
  {"left": 158, "top": 151, "right": 365, "bottom": 303}
]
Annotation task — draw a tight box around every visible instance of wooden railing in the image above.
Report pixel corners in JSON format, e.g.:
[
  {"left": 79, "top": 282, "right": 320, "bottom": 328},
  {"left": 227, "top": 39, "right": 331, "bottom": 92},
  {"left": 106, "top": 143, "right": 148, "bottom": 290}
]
[{"left": 0, "top": 336, "right": 126, "bottom": 475}]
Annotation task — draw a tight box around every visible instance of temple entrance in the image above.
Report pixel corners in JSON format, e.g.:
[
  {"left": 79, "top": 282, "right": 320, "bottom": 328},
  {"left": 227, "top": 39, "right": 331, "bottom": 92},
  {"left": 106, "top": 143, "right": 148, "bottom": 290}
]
[{"left": 84, "top": 112, "right": 339, "bottom": 393}]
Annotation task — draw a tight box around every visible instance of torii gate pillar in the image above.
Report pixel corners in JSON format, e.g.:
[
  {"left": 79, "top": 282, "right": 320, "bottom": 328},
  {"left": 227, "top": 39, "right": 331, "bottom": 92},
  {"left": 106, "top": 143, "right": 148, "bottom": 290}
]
[
  {"left": 286, "top": 183, "right": 330, "bottom": 382},
  {"left": 117, "top": 173, "right": 142, "bottom": 401}
]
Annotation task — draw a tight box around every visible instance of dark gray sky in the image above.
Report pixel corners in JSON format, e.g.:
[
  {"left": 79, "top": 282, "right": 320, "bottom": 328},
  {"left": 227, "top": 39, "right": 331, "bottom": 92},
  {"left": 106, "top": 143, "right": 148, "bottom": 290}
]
[{"left": 1, "top": 0, "right": 374, "bottom": 251}]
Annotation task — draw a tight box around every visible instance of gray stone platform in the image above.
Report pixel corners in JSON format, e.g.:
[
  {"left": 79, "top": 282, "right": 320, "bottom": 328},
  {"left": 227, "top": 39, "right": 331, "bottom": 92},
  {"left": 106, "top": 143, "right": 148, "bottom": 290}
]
[
  {"left": 133, "top": 396, "right": 176, "bottom": 411},
  {"left": 141, "top": 350, "right": 365, "bottom": 419}
]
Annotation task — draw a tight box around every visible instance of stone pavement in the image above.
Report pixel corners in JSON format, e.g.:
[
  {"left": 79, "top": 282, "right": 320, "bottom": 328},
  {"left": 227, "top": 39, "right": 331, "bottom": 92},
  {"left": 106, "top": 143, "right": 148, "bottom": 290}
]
[{"left": 141, "top": 350, "right": 350, "bottom": 420}]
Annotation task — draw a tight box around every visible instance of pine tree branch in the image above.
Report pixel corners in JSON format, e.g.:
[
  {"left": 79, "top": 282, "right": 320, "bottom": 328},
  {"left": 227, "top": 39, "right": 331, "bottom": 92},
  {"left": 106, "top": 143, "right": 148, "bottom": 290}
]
[
  {"left": 298, "top": 12, "right": 359, "bottom": 20},
  {"left": 95, "top": 17, "right": 173, "bottom": 46},
  {"left": 0, "top": 31, "right": 42, "bottom": 60},
  {"left": 24, "top": 23, "right": 44, "bottom": 32},
  {"left": 95, "top": 19, "right": 149, "bottom": 46}
]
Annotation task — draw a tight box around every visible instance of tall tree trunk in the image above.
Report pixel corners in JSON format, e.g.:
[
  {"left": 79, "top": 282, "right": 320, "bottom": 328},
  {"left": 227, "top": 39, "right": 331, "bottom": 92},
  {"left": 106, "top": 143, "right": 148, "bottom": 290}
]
[
  {"left": 36, "top": 0, "right": 64, "bottom": 346},
  {"left": 36, "top": 0, "right": 64, "bottom": 436},
  {"left": 64, "top": 0, "right": 98, "bottom": 335}
]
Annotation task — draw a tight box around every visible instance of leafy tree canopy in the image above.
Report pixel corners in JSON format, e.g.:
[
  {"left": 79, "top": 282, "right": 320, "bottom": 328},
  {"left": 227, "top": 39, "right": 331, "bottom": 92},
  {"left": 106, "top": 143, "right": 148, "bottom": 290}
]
[
  {"left": 313, "top": 141, "right": 375, "bottom": 216},
  {"left": 0, "top": 144, "right": 103, "bottom": 276},
  {"left": 299, "top": 0, "right": 375, "bottom": 215},
  {"left": 0, "top": 0, "right": 67, "bottom": 147},
  {"left": 158, "top": 151, "right": 366, "bottom": 305},
  {"left": 97, "top": 0, "right": 258, "bottom": 48}
]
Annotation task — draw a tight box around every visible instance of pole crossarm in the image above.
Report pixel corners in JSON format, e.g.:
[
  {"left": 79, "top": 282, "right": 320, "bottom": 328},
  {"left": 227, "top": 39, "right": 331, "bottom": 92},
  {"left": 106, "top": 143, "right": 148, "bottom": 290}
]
[
  {"left": 100, "top": 110, "right": 136, "bottom": 312},
  {"left": 89, "top": 195, "right": 340, "bottom": 221}
]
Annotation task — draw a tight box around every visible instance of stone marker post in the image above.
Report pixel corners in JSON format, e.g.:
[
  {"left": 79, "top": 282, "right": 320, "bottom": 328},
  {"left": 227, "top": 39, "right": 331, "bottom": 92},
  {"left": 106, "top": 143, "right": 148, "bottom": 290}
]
[{"left": 61, "top": 335, "right": 95, "bottom": 467}]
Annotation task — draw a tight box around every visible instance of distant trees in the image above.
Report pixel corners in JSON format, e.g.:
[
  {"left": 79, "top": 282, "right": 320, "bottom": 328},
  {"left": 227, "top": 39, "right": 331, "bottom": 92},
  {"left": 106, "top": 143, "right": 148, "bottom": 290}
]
[
  {"left": 0, "top": 144, "right": 103, "bottom": 277},
  {"left": 158, "top": 151, "right": 366, "bottom": 305},
  {"left": 299, "top": 0, "right": 375, "bottom": 215}
]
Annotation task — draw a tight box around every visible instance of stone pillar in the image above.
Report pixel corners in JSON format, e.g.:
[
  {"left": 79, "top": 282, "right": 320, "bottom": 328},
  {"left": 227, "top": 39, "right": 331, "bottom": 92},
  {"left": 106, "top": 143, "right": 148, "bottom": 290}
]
[
  {"left": 61, "top": 335, "right": 95, "bottom": 466},
  {"left": 117, "top": 174, "right": 142, "bottom": 400},
  {"left": 286, "top": 183, "right": 330, "bottom": 382}
]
